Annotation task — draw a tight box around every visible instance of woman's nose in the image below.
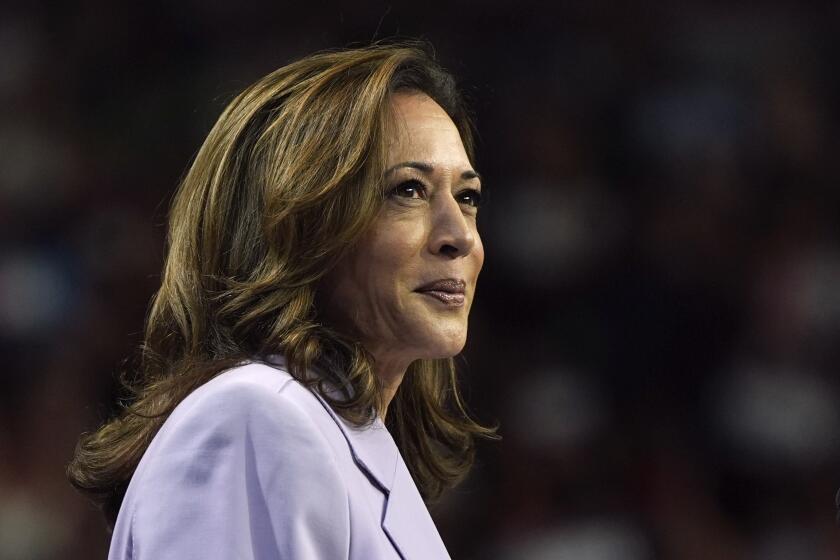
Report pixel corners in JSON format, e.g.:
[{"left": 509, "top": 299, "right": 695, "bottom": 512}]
[{"left": 428, "top": 195, "right": 476, "bottom": 258}]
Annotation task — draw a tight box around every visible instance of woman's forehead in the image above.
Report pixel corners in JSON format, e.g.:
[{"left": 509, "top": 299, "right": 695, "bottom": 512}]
[{"left": 388, "top": 92, "right": 470, "bottom": 170}]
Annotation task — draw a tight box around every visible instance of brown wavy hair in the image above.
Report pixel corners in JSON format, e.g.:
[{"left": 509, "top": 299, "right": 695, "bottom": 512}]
[{"left": 67, "top": 40, "right": 498, "bottom": 528}]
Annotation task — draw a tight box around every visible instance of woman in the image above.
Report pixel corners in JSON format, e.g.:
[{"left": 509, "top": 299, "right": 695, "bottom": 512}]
[{"left": 67, "top": 41, "right": 497, "bottom": 559}]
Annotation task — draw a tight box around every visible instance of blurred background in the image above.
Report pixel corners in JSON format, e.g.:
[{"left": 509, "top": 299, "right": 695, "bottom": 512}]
[{"left": 2, "top": 1, "right": 840, "bottom": 558}]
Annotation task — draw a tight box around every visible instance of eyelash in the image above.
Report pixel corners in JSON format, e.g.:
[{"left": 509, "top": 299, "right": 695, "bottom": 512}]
[{"left": 388, "top": 179, "right": 483, "bottom": 209}]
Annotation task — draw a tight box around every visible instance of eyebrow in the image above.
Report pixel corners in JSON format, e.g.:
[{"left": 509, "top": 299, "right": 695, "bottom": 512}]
[{"left": 384, "top": 161, "right": 482, "bottom": 184}]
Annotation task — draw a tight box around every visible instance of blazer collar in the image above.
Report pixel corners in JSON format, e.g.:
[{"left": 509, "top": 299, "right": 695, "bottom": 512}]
[
  {"left": 264, "top": 353, "right": 399, "bottom": 493},
  {"left": 315, "top": 392, "right": 399, "bottom": 494},
  {"left": 317, "top": 390, "right": 452, "bottom": 558},
  {"left": 309, "top": 387, "right": 453, "bottom": 559},
  {"left": 383, "top": 459, "right": 452, "bottom": 559},
  {"left": 263, "top": 353, "right": 451, "bottom": 559}
]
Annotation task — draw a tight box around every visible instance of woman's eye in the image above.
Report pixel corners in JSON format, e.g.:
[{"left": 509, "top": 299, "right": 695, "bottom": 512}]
[
  {"left": 457, "top": 188, "right": 482, "bottom": 208},
  {"left": 389, "top": 179, "right": 426, "bottom": 200}
]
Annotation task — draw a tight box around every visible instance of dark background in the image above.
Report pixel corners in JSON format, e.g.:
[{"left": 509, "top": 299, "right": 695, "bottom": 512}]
[{"left": 3, "top": 1, "right": 840, "bottom": 558}]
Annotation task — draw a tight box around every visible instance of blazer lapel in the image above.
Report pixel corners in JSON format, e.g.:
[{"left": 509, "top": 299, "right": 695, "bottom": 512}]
[
  {"left": 263, "top": 354, "right": 450, "bottom": 559},
  {"left": 265, "top": 353, "right": 398, "bottom": 492},
  {"left": 381, "top": 458, "right": 451, "bottom": 559},
  {"left": 314, "top": 395, "right": 399, "bottom": 494},
  {"left": 309, "top": 392, "right": 451, "bottom": 559}
]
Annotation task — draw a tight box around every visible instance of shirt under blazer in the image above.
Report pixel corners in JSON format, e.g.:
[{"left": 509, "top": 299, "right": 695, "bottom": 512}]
[{"left": 106, "top": 354, "right": 451, "bottom": 559}]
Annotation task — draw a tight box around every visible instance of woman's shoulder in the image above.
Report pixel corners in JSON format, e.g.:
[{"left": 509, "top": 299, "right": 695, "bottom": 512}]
[
  {"left": 121, "top": 357, "right": 349, "bottom": 502},
  {"left": 180, "top": 359, "right": 294, "bottom": 407},
  {"left": 159, "top": 358, "right": 326, "bottom": 441},
  {"left": 128, "top": 358, "right": 343, "bottom": 485},
  {"left": 112, "top": 358, "right": 355, "bottom": 559}
]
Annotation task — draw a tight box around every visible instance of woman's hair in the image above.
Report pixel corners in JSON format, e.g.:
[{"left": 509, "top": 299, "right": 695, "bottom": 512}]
[{"left": 67, "top": 40, "right": 497, "bottom": 528}]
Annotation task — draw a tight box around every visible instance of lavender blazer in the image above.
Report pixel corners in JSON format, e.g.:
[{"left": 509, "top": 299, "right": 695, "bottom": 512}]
[{"left": 107, "top": 356, "right": 451, "bottom": 559}]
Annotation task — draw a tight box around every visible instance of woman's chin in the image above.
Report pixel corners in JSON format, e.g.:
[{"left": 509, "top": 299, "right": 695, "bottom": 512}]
[{"left": 417, "top": 331, "right": 468, "bottom": 360}]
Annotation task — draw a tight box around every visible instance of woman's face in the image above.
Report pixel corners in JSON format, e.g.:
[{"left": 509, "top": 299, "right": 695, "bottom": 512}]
[{"left": 320, "top": 91, "right": 484, "bottom": 373}]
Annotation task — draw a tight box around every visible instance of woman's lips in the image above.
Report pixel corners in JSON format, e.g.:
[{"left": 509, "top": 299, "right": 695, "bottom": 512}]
[
  {"left": 415, "top": 278, "right": 467, "bottom": 307},
  {"left": 418, "top": 290, "right": 465, "bottom": 306}
]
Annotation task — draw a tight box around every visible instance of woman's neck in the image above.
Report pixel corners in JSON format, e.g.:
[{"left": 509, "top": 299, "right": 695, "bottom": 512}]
[{"left": 372, "top": 354, "right": 410, "bottom": 422}]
